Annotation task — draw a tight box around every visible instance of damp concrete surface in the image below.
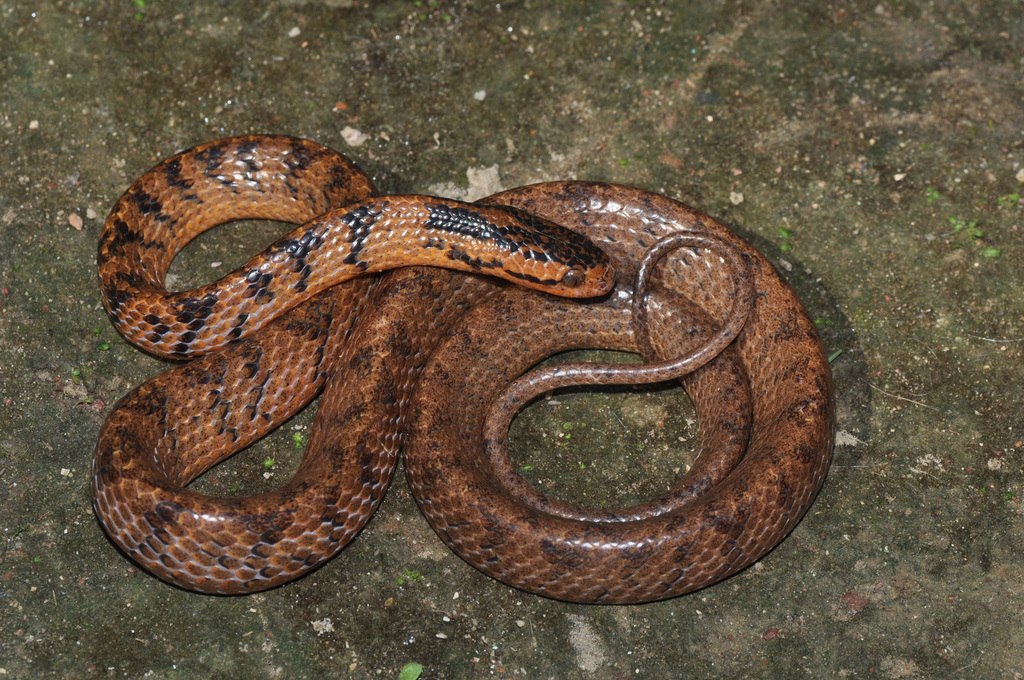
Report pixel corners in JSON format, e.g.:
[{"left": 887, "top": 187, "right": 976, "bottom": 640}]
[{"left": 1, "top": 1, "right": 1022, "bottom": 678}]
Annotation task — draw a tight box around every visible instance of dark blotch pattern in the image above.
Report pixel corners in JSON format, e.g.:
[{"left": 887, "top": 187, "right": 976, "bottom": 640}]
[
  {"left": 92, "top": 137, "right": 832, "bottom": 602},
  {"left": 340, "top": 203, "right": 385, "bottom": 269}
]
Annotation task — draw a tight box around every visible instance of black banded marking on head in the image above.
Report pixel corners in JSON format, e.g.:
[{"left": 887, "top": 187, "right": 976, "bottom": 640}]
[
  {"left": 478, "top": 203, "right": 607, "bottom": 270},
  {"left": 423, "top": 203, "right": 519, "bottom": 253},
  {"left": 445, "top": 245, "right": 503, "bottom": 271},
  {"left": 518, "top": 247, "right": 553, "bottom": 263},
  {"left": 502, "top": 269, "right": 557, "bottom": 287}
]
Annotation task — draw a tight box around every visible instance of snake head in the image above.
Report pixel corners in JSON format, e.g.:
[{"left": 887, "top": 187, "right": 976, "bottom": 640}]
[{"left": 478, "top": 204, "right": 615, "bottom": 298}]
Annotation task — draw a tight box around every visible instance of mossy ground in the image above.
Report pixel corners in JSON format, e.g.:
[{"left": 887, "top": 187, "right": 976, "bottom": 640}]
[{"left": 1, "top": 2, "right": 1021, "bottom": 678}]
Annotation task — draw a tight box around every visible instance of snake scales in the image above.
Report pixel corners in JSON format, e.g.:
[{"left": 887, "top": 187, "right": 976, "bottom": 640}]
[{"left": 92, "top": 135, "right": 834, "bottom": 602}]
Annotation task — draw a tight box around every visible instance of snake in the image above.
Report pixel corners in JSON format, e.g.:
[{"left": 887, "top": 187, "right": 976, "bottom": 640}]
[{"left": 92, "top": 135, "right": 835, "bottom": 601}]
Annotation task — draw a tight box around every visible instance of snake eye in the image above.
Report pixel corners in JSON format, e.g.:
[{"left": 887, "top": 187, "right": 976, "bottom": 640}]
[{"left": 561, "top": 268, "right": 584, "bottom": 288}]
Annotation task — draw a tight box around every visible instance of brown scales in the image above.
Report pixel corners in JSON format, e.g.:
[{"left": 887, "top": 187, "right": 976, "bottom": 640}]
[{"left": 92, "top": 136, "right": 834, "bottom": 600}]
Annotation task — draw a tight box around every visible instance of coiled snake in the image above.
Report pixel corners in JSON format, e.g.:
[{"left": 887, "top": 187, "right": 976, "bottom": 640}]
[{"left": 92, "top": 135, "right": 834, "bottom": 602}]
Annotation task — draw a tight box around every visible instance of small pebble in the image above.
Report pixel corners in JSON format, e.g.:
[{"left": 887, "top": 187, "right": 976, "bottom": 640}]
[{"left": 341, "top": 126, "right": 368, "bottom": 147}]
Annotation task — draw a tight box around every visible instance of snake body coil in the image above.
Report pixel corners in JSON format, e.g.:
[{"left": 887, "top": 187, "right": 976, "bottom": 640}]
[{"left": 92, "top": 135, "right": 834, "bottom": 600}]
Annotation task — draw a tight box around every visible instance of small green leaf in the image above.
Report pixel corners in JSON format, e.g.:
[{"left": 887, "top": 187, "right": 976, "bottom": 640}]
[
  {"left": 397, "top": 568, "right": 424, "bottom": 585},
  {"left": 980, "top": 247, "right": 1001, "bottom": 258},
  {"left": 997, "top": 192, "right": 1021, "bottom": 208},
  {"left": 777, "top": 226, "right": 793, "bottom": 239},
  {"left": 292, "top": 432, "right": 304, "bottom": 448},
  {"left": 263, "top": 458, "right": 275, "bottom": 469},
  {"left": 827, "top": 350, "right": 843, "bottom": 363},
  {"left": 398, "top": 663, "right": 423, "bottom": 680}
]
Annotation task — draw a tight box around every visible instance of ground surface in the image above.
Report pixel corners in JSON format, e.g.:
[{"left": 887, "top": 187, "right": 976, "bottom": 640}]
[{"left": 1, "top": 1, "right": 1022, "bottom": 678}]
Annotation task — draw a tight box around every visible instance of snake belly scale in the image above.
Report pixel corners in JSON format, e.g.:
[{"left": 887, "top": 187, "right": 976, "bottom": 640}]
[{"left": 92, "top": 135, "right": 834, "bottom": 600}]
